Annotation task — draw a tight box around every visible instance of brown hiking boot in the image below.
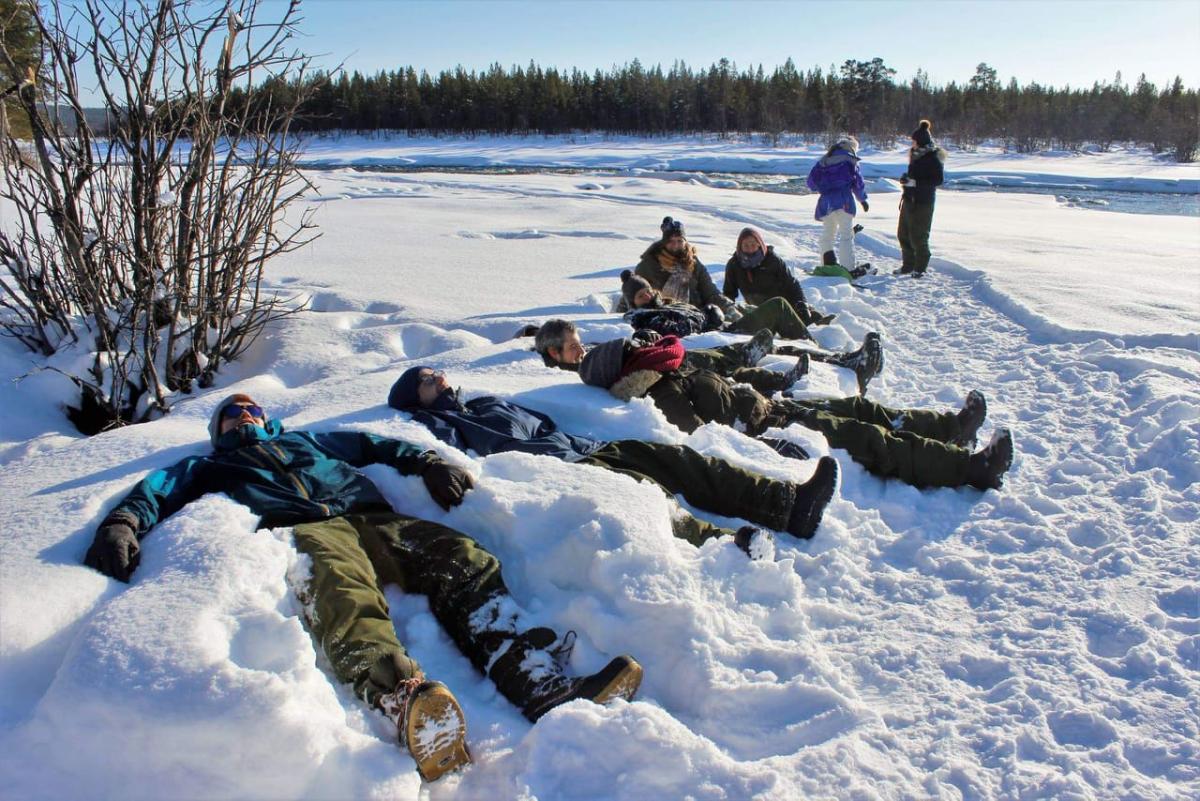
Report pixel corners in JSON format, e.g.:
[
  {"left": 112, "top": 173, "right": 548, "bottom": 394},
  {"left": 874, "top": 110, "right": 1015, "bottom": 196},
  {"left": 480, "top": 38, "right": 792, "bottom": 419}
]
[
  {"left": 522, "top": 655, "right": 644, "bottom": 722},
  {"left": 378, "top": 678, "right": 471, "bottom": 782}
]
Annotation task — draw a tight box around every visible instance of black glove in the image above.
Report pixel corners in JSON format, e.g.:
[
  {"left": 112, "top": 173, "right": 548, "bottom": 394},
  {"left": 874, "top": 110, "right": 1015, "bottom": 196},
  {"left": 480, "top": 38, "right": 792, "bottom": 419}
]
[
  {"left": 852, "top": 223, "right": 864, "bottom": 234},
  {"left": 861, "top": 200, "right": 869, "bottom": 212},
  {"left": 631, "top": 328, "right": 662, "bottom": 347},
  {"left": 759, "top": 437, "right": 811, "bottom": 462},
  {"left": 84, "top": 523, "right": 140, "bottom": 582},
  {"left": 421, "top": 459, "right": 474, "bottom": 510},
  {"left": 702, "top": 304, "right": 726, "bottom": 331}
]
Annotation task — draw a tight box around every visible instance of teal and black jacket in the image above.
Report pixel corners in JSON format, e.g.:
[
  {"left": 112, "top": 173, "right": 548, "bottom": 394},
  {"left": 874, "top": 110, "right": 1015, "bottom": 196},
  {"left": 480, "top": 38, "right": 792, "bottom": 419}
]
[{"left": 103, "top": 420, "right": 432, "bottom": 537}]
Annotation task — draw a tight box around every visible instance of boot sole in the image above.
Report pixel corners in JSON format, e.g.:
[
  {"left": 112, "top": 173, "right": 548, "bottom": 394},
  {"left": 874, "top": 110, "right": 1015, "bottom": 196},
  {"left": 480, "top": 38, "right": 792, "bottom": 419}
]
[
  {"left": 591, "top": 657, "right": 644, "bottom": 705},
  {"left": 404, "top": 682, "right": 472, "bottom": 782}
]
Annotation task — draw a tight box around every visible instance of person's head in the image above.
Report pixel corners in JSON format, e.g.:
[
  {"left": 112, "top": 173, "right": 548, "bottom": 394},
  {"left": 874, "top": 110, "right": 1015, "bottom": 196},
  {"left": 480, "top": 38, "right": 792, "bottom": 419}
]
[
  {"left": 208, "top": 392, "right": 274, "bottom": 448},
  {"left": 534, "top": 318, "right": 585, "bottom": 365},
  {"left": 830, "top": 135, "right": 859, "bottom": 157},
  {"left": 911, "top": 119, "right": 933, "bottom": 148},
  {"left": 660, "top": 216, "right": 686, "bottom": 254},
  {"left": 736, "top": 227, "right": 766, "bottom": 256},
  {"left": 388, "top": 365, "right": 458, "bottom": 410},
  {"left": 620, "top": 269, "right": 658, "bottom": 309}
]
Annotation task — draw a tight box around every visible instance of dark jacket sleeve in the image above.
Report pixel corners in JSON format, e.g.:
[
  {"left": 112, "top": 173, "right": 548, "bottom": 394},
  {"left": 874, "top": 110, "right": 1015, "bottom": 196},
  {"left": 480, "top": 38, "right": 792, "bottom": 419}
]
[
  {"left": 102, "top": 456, "right": 208, "bottom": 538},
  {"left": 311, "top": 431, "right": 432, "bottom": 476},
  {"left": 722, "top": 256, "right": 739, "bottom": 300},
  {"left": 770, "top": 254, "right": 808, "bottom": 308},
  {"left": 409, "top": 411, "right": 468, "bottom": 451},
  {"left": 692, "top": 260, "right": 725, "bottom": 308}
]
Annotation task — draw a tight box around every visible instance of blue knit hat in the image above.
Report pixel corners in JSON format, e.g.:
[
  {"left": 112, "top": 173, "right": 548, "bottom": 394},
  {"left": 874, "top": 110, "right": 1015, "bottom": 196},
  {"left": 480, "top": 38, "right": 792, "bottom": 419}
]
[{"left": 388, "top": 365, "right": 433, "bottom": 410}]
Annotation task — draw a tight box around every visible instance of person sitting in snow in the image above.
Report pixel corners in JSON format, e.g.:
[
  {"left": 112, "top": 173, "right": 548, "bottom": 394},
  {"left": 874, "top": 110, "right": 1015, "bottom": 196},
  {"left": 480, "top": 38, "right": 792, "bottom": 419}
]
[
  {"left": 536, "top": 322, "right": 1015, "bottom": 491},
  {"left": 628, "top": 216, "right": 827, "bottom": 339},
  {"left": 806, "top": 136, "right": 870, "bottom": 274},
  {"left": 896, "top": 119, "right": 947, "bottom": 277},
  {"left": 83, "top": 394, "right": 643, "bottom": 782},
  {"left": 723, "top": 227, "right": 837, "bottom": 325},
  {"left": 387, "top": 366, "right": 840, "bottom": 550}
]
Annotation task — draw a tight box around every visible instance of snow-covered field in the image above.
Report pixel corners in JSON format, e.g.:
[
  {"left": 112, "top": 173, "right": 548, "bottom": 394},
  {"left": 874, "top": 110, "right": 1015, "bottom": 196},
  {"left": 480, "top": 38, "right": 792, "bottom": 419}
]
[{"left": 1, "top": 140, "right": 1198, "bottom": 800}]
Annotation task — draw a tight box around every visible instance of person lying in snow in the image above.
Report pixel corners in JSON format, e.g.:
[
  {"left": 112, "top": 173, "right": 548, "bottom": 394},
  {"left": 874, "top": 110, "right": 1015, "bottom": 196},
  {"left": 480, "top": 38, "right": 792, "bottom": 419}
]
[
  {"left": 536, "top": 324, "right": 1014, "bottom": 491},
  {"left": 83, "top": 393, "right": 642, "bottom": 782},
  {"left": 627, "top": 216, "right": 829, "bottom": 338},
  {"left": 614, "top": 278, "right": 883, "bottom": 395},
  {"left": 387, "top": 366, "right": 840, "bottom": 551},
  {"left": 722, "top": 226, "right": 838, "bottom": 325}
]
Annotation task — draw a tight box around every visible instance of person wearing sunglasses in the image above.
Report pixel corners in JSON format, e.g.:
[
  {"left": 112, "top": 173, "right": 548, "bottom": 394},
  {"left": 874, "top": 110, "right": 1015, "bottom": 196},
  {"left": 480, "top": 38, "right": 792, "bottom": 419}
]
[
  {"left": 83, "top": 392, "right": 643, "bottom": 782},
  {"left": 631, "top": 216, "right": 822, "bottom": 341},
  {"left": 388, "top": 366, "right": 839, "bottom": 552}
]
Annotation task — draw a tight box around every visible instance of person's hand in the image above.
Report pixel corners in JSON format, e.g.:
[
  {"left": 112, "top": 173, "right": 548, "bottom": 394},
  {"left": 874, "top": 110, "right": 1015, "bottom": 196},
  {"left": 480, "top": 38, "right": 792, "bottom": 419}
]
[
  {"left": 902, "top": 178, "right": 917, "bottom": 188},
  {"left": 421, "top": 459, "right": 475, "bottom": 510},
  {"left": 84, "top": 523, "right": 140, "bottom": 582},
  {"left": 632, "top": 329, "right": 662, "bottom": 346},
  {"left": 861, "top": 200, "right": 869, "bottom": 212}
]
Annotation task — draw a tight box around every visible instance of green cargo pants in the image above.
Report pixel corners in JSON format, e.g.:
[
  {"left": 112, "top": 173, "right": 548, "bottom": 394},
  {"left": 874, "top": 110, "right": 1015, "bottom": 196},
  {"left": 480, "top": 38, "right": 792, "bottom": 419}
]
[
  {"left": 580, "top": 439, "right": 797, "bottom": 543},
  {"left": 897, "top": 199, "right": 936, "bottom": 272},
  {"left": 728, "top": 297, "right": 813, "bottom": 340},
  {"left": 684, "top": 343, "right": 791, "bottom": 396},
  {"left": 292, "top": 510, "right": 521, "bottom": 707},
  {"left": 774, "top": 396, "right": 970, "bottom": 487}
]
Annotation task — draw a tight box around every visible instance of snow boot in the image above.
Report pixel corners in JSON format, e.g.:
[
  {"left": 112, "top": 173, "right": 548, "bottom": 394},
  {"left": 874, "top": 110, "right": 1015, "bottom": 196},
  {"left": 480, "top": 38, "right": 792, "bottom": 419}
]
[
  {"left": 966, "top": 428, "right": 1014, "bottom": 490},
  {"left": 781, "top": 351, "right": 810, "bottom": 388},
  {"left": 759, "top": 435, "right": 810, "bottom": 461},
  {"left": 742, "top": 328, "right": 775, "bottom": 368},
  {"left": 522, "top": 655, "right": 644, "bottom": 722},
  {"left": 822, "top": 250, "right": 838, "bottom": 266},
  {"left": 894, "top": 265, "right": 915, "bottom": 276},
  {"left": 786, "top": 456, "right": 839, "bottom": 539},
  {"left": 378, "top": 678, "right": 471, "bottom": 782},
  {"left": 850, "top": 263, "right": 877, "bottom": 279},
  {"left": 734, "top": 526, "right": 775, "bottom": 560},
  {"left": 952, "top": 390, "right": 987, "bottom": 448},
  {"left": 828, "top": 333, "right": 883, "bottom": 395}
]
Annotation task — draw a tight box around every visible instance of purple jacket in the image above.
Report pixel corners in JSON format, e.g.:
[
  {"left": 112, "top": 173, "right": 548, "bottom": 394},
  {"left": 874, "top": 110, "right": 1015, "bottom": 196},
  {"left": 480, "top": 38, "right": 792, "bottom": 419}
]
[{"left": 806, "top": 147, "right": 867, "bottom": 220}]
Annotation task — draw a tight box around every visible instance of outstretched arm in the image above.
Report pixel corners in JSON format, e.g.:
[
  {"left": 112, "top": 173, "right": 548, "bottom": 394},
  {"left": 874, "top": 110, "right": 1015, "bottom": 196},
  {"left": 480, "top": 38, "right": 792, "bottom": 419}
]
[{"left": 314, "top": 431, "right": 474, "bottom": 510}]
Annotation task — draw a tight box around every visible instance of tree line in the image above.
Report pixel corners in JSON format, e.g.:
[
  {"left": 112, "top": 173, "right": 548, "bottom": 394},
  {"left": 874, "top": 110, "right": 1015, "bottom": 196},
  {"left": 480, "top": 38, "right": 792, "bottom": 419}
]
[{"left": 256, "top": 58, "right": 1198, "bottom": 161}]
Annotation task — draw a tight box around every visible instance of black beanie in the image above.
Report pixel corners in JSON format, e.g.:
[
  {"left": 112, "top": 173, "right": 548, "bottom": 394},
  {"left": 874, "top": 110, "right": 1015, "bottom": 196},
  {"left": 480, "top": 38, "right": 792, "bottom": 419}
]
[
  {"left": 388, "top": 365, "right": 432, "bottom": 410},
  {"left": 620, "top": 269, "right": 653, "bottom": 308},
  {"left": 660, "top": 216, "right": 685, "bottom": 239},
  {"left": 911, "top": 119, "right": 933, "bottom": 148}
]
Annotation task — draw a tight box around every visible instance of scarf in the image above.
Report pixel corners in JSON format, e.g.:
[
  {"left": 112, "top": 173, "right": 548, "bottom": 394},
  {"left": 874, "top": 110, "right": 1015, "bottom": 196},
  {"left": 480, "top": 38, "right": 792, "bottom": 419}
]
[{"left": 909, "top": 143, "right": 939, "bottom": 163}]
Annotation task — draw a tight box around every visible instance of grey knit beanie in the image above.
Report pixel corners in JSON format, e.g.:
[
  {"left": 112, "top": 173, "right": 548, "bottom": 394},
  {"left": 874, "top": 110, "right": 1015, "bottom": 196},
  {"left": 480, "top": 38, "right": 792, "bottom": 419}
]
[{"left": 578, "top": 338, "right": 627, "bottom": 389}]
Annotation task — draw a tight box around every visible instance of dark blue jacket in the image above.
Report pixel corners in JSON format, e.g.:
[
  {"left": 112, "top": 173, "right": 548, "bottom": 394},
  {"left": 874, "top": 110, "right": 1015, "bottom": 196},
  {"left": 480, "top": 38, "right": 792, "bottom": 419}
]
[
  {"left": 407, "top": 396, "right": 606, "bottom": 463},
  {"left": 104, "top": 420, "right": 431, "bottom": 536}
]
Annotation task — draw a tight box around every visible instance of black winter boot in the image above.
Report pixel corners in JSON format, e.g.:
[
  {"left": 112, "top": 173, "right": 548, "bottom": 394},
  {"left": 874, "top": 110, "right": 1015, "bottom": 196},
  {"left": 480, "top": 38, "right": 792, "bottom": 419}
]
[
  {"left": 742, "top": 328, "right": 775, "bottom": 367},
  {"left": 786, "top": 456, "right": 839, "bottom": 539},
  {"left": 759, "top": 435, "right": 810, "bottom": 461},
  {"left": 952, "top": 390, "right": 987, "bottom": 448},
  {"left": 781, "top": 352, "right": 810, "bottom": 388},
  {"left": 827, "top": 333, "right": 883, "bottom": 394},
  {"left": 522, "top": 655, "right": 644, "bottom": 722},
  {"left": 734, "top": 526, "right": 775, "bottom": 560},
  {"left": 822, "top": 250, "right": 838, "bottom": 266},
  {"left": 966, "top": 428, "right": 1014, "bottom": 490}
]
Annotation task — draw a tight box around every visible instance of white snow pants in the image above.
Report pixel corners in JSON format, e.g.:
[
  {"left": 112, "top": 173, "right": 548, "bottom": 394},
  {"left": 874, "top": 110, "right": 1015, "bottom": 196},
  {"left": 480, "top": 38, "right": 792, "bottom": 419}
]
[{"left": 819, "top": 209, "right": 857, "bottom": 269}]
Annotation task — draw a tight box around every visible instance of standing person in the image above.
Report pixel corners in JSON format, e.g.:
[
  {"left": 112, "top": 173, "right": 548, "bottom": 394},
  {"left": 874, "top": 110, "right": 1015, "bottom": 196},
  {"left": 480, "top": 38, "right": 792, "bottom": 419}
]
[
  {"left": 897, "top": 120, "right": 947, "bottom": 276},
  {"left": 387, "top": 366, "right": 841, "bottom": 549},
  {"left": 83, "top": 394, "right": 643, "bottom": 782},
  {"left": 723, "top": 227, "right": 835, "bottom": 326},
  {"left": 806, "top": 136, "right": 869, "bottom": 273}
]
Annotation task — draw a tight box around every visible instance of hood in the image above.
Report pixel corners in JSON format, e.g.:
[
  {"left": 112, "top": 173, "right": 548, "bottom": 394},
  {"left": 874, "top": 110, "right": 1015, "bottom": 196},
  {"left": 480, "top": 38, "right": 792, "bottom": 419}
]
[{"left": 208, "top": 393, "right": 283, "bottom": 450}]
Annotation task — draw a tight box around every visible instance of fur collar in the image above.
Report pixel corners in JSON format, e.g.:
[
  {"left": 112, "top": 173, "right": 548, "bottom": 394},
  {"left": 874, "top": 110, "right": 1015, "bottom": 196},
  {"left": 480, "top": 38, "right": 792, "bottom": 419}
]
[{"left": 610, "top": 369, "right": 662, "bottom": 401}]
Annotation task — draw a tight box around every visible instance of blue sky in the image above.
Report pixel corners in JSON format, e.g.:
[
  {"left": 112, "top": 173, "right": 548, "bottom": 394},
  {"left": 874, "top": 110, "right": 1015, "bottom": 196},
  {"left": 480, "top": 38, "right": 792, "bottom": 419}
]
[{"left": 286, "top": 0, "right": 1200, "bottom": 89}]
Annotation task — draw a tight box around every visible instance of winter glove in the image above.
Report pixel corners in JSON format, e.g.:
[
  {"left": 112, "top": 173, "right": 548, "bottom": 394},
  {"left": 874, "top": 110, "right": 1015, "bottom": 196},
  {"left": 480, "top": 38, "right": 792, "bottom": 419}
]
[
  {"left": 860, "top": 200, "right": 869, "bottom": 212},
  {"left": 702, "top": 304, "right": 726, "bottom": 331},
  {"left": 631, "top": 328, "right": 662, "bottom": 347},
  {"left": 84, "top": 522, "right": 140, "bottom": 582},
  {"left": 853, "top": 223, "right": 864, "bottom": 234},
  {"left": 902, "top": 178, "right": 917, "bottom": 188},
  {"left": 421, "top": 458, "right": 475, "bottom": 510}
]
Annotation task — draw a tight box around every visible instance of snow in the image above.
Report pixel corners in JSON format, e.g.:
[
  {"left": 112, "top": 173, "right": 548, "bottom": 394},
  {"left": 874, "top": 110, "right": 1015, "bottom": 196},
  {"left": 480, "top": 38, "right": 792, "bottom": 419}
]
[{"left": 1, "top": 139, "right": 1198, "bottom": 800}]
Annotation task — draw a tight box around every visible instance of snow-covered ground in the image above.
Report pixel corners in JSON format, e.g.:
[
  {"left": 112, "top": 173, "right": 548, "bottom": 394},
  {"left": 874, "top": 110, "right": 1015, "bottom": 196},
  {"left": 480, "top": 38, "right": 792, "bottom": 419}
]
[{"left": 1, "top": 143, "right": 1198, "bottom": 800}]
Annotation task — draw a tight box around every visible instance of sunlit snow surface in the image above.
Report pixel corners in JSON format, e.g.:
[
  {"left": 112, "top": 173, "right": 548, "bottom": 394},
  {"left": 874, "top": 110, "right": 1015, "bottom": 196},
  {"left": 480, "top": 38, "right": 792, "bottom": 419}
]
[{"left": 1, "top": 140, "right": 1197, "bottom": 800}]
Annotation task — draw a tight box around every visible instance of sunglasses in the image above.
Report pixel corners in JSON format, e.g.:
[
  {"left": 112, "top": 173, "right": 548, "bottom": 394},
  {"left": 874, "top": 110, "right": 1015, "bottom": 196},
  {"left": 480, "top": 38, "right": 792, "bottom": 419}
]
[
  {"left": 418, "top": 370, "right": 445, "bottom": 386},
  {"left": 222, "top": 403, "right": 264, "bottom": 420}
]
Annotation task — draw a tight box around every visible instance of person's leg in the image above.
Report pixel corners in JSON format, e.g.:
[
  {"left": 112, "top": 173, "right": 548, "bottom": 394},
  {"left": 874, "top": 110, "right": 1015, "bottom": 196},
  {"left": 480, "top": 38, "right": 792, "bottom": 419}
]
[
  {"left": 584, "top": 440, "right": 797, "bottom": 531},
  {"left": 729, "top": 366, "right": 791, "bottom": 395},
  {"left": 819, "top": 213, "right": 838, "bottom": 260},
  {"left": 911, "top": 202, "right": 935, "bottom": 272},
  {"left": 729, "top": 297, "right": 813, "bottom": 340},
  {"left": 684, "top": 345, "right": 745, "bottom": 374},
  {"left": 834, "top": 211, "right": 856, "bottom": 273},
  {"left": 292, "top": 515, "right": 422, "bottom": 707},
  {"left": 802, "top": 396, "right": 962, "bottom": 442},
  {"left": 774, "top": 402, "right": 971, "bottom": 487},
  {"left": 354, "top": 511, "right": 641, "bottom": 719},
  {"left": 897, "top": 200, "right": 915, "bottom": 272}
]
